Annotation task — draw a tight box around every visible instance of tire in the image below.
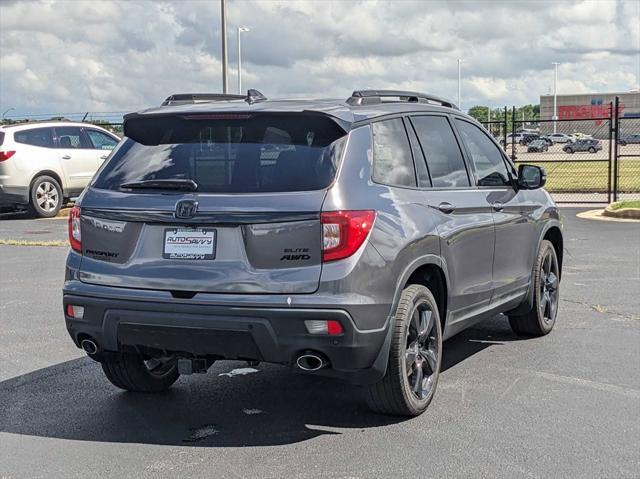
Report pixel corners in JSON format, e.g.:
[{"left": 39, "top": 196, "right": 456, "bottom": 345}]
[
  {"left": 588, "top": 147, "right": 596, "bottom": 153},
  {"left": 508, "top": 240, "right": 560, "bottom": 337},
  {"left": 366, "top": 285, "right": 442, "bottom": 416},
  {"left": 566, "top": 148, "right": 574, "bottom": 154},
  {"left": 619, "top": 141, "right": 626, "bottom": 146},
  {"left": 29, "top": 175, "right": 63, "bottom": 218},
  {"left": 101, "top": 352, "right": 179, "bottom": 392}
]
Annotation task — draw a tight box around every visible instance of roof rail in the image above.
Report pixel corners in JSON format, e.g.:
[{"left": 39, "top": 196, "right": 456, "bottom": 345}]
[
  {"left": 162, "top": 90, "right": 268, "bottom": 106},
  {"left": 346, "top": 90, "right": 458, "bottom": 110}
]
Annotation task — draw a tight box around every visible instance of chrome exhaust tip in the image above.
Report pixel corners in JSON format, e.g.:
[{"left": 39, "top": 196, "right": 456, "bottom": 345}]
[
  {"left": 80, "top": 338, "right": 99, "bottom": 355},
  {"left": 296, "top": 352, "right": 327, "bottom": 371}
]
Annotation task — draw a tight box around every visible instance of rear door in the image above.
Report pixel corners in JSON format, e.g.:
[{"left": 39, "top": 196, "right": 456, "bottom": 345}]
[
  {"left": 408, "top": 114, "right": 495, "bottom": 328},
  {"left": 77, "top": 113, "right": 348, "bottom": 294},
  {"left": 453, "top": 118, "right": 538, "bottom": 305},
  {"left": 54, "top": 126, "right": 97, "bottom": 194}
]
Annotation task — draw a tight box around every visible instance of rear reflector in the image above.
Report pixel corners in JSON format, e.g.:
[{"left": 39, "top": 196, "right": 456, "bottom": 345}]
[
  {"left": 68, "top": 206, "right": 82, "bottom": 252},
  {"left": 304, "top": 320, "right": 344, "bottom": 335},
  {"left": 66, "top": 304, "right": 84, "bottom": 319},
  {"left": 321, "top": 210, "right": 375, "bottom": 262},
  {"left": 0, "top": 151, "right": 16, "bottom": 162}
]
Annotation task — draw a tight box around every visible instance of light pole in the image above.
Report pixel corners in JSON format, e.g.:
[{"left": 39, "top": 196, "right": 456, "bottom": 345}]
[
  {"left": 2, "top": 107, "right": 15, "bottom": 120},
  {"left": 221, "top": 0, "right": 229, "bottom": 93},
  {"left": 237, "top": 26, "right": 249, "bottom": 94},
  {"left": 552, "top": 62, "right": 560, "bottom": 133},
  {"left": 457, "top": 58, "right": 463, "bottom": 110}
]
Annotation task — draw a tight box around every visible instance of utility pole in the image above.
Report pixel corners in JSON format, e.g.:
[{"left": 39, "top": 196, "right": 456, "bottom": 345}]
[
  {"left": 457, "top": 58, "right": 463, "bottom": 110},
  {"left": 552, "top": 62, "right": 560, "bottom": 134},
  {"left": 237, "top": 26, "right": 249, "bottom": 94},
  {"left": 221, "top": 0, "right": 228, "bottom": 94}
]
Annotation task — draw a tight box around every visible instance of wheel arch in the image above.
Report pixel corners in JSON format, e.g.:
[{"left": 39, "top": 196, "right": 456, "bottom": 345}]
[
  {"left": 542, "top": 224, "right": 563, "bottom": 279},
  {"left": 29, "top": 170, "right": 66, "bottom": 197},
  {"left": 392, "top": 255, "right": 451, "bottom": 332}
]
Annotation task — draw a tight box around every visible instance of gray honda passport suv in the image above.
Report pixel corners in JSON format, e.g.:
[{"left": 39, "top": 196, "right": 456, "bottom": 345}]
[{"left": 63, "top": 90, "right": 562, "bottom": 416}]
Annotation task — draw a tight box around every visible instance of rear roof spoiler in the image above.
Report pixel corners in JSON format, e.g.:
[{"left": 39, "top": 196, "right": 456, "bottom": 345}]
[
  {"left": 346, "top": 89, "right": 458, "bottom": 110},
  {"left": 162, "top": 89, "right": 268, "bottom": 106}
]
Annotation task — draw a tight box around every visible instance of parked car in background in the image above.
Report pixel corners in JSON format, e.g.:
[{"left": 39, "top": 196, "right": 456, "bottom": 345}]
[
  {"left": 573, "top": 133, "right": 593, "bottom": 140},
  {"left": 520, "top": 133, "right": 540, "bottom": 145},
  {"left": 563, "top": 139, "right": 602, "bottom": 154},
  {"left": 548, "top": 133, "right": 574, "bottom": 144},
  {"left": 539, "top": 135, "right": 553, "bottom": 145},
  {"left": 618, "top": 134, "right": 640, "bottom": 146},
  {"left": 0, "top": 121, "right": 119, "bottom": 217},
  {"left": 500, "top": 132, "right": 524, "bottom": 145},
  {"left": 63, "top": 89, "right": 563, "bottom": 417},
  {"left": 527, "top": 139, "right": 549, "bottom": 152}
]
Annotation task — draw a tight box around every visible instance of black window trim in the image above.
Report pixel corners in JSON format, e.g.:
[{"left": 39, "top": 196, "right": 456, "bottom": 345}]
[
  {"left": 451, "top": 116, "right": 516, "bottom": 189},
  {"left": 368, "top": 115, "right": 420, "bottom": 191},
  {"left": 406, "top": 113, "right": 475, "bottom": 191}
]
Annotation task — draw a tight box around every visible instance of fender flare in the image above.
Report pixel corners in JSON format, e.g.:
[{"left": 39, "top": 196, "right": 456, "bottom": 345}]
[{"left": 359, "top": 254, "right": 450, "bottom": 385}]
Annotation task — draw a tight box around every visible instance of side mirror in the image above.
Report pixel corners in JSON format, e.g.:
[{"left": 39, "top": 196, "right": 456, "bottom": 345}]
[{"left": 517, "top": 164, "right": 546, "bottom": 190}]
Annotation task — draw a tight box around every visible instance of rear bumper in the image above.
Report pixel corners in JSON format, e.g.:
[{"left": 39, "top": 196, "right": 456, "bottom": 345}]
[{"left": 63, "top": 285, "right": 391, "bottom": 385}]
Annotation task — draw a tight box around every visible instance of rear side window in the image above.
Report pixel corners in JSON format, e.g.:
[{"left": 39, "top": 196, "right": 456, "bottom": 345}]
[
  {"left": 410, "top": 116, "right": 470, "bottom": 188},
  {"left": 0, "top": 131, "right": 4, "bottom": 146},
  {"left": 55, "top": 126, "right": 93, "bottom": 149},
  {"left": 372, "top": 118, "right": 416, "bottom": 187},
  {"left": 93, "top": 114, "right": 347, "bottom": 193},
  {"left": 86, "top": 129, "right": 118, "bottom": 150},
  {"left": 455, "top": 119, "right": 511, "bottom": 187},
  {"left": 14, "top": 127, "right": 54, "bottom": 148}
]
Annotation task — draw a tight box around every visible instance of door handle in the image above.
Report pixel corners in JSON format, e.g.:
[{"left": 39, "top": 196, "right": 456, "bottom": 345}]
[
  {"left": 437, "top": 202, "right": 456, "bottom": 214},
  {"left": 492, "top": 202, "right": 504, "bottom": 212},
  {"left": 100, "top": 155, "right": 108, "bottom": 160},
  {"left": 62, "top": 155, "right": 71, "bottom": 160}
]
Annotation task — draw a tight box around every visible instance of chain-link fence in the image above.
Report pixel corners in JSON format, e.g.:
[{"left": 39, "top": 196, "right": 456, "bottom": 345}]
[
  {"left": 509, "top": 117, "right": 614, "bottom": 203},
  {"left": 615, "top": 116, "right": 640, "bottom": 201}
]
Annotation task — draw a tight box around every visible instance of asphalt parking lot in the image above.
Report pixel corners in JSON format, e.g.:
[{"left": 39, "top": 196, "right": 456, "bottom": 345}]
[{"left": 0, "top": 208, "right": 638, "bottom": 478}]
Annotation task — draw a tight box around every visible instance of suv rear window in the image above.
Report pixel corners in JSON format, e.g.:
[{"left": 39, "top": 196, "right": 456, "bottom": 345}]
[
  {"left": 14, "top": 127, "right": 54, "bottom": 148},
  {"left": 93, "top": 114, "right": 347, "bottom": 193},
  {"left": 0, "top": 131, "right": 4, "bottom": 146}
]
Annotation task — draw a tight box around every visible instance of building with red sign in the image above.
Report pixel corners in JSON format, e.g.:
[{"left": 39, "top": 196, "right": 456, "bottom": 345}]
[{"left": 539, "top": 91, "right": 639, "bottom": 138}]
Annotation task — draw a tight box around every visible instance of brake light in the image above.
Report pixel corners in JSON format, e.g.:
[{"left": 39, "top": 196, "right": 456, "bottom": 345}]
[
  {"left": 321, "top": 210, "right": 375, "bottom": 262},
  {"left": 0, "top": 151, "right": 16, "bottom": 162},
  {"left": 68, "top": 206, "right": 82, "bottom": 252}
]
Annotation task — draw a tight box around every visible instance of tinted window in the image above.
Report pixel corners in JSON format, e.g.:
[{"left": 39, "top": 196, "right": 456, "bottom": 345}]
[
  {"left": 86, "top": 129, "right": 118, "bottom": 150},
  {"left": 410, "top": 116, "right": 470, "bottom": 188},
  {"left": 372, "top": 118, "right": 416, "bottom": 187},
  {"left": 14, "top": 127, "right": 54, "bottom": 148},
  {"left": 0, "top": 132, "right": 4, "bottom": 146},
  {"left": 93, "top": 114, "right": 347, "bottom": 193},
  {"left": 455, "top": 119, "right": 511, "bottom": 187},
  {"left": 55, "top": 126, "right": 92, "bottom": 149}
]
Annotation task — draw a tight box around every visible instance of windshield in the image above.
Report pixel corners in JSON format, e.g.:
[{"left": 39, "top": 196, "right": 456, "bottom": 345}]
[{"left": 92, "top": 114, "right": 347, "bottom": 193}]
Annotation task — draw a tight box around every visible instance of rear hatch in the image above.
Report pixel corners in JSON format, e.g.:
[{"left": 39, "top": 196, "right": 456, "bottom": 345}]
[{"left": 77, "top": 112, "right": 348, "bottom": 294}]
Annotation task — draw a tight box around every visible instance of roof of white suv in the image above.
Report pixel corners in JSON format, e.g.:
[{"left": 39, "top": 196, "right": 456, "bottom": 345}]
[{"left": 0, "top": 121, "right": 119, "bottom": 136}]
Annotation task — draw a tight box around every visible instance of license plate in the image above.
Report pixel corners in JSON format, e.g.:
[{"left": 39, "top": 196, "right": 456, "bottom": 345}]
[{"left": 163, "top": 228, "right": 216, "bottom": 260}]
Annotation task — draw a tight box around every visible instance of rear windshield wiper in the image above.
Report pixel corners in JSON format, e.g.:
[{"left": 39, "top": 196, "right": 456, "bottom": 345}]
[{"left": 120, "top": 179, "right": 198, "bottom": 191}]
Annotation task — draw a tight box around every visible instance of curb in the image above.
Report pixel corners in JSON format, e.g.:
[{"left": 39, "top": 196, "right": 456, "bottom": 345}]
[
  {"left": 576, "top": 209, "right": 640, "bottom": 223},
  {"left": 602, "top": 207, "right": 640, "bottom": 220}
]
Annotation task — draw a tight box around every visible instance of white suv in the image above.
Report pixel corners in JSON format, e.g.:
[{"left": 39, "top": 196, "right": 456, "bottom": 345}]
[{"left": 0, "top": 121, "right": 120, "bottom": 217}]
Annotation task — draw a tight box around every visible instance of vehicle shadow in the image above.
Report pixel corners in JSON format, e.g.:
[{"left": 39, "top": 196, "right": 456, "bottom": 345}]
[{"left": 0, "top": 316, "right": 525, "bottom": 447}]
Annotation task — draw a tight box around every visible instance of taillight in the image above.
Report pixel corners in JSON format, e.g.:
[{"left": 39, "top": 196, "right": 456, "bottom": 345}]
[
  {"left": 0, "top": 151, "right": 16, "bottom": 162},
  {"left": 68, "top": 206, "right": 82, "bottom": 252},
  {"left": 321, "top": 210, "right": 375, "bottom": 262}
]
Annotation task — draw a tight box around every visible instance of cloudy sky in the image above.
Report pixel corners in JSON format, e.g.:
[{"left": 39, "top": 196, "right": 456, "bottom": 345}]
[{"left": 0, "top": 0, "right": 639, "bottom": 120}]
